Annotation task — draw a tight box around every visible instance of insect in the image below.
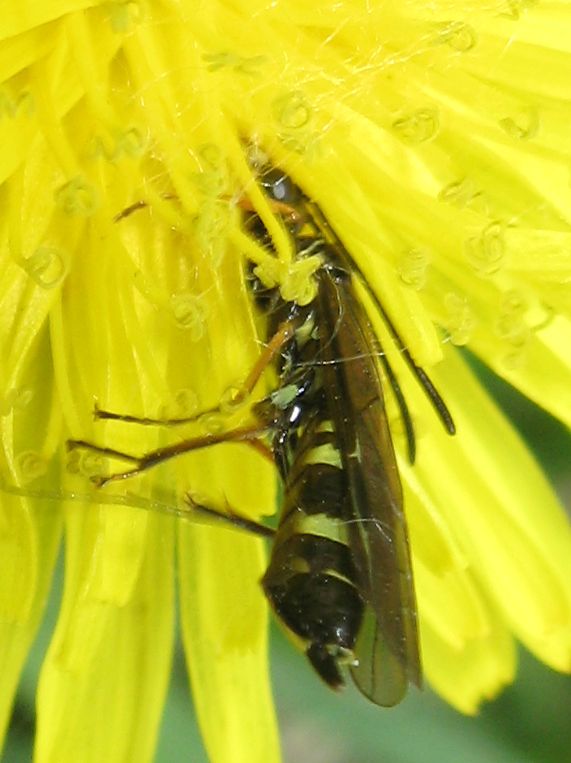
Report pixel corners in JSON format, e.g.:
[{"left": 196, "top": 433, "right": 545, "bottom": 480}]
[{"left": 69, "top": 165, "right": 455, "bottom": 706}]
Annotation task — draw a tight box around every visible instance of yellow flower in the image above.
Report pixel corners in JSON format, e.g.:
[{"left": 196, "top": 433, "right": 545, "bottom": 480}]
[{"left": 1, "top": 1, "right": 570, "bottom": 761}]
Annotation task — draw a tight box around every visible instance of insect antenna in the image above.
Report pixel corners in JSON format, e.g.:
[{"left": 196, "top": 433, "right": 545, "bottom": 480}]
[
  {"left": 377, "top": 348, "right": 416, "bottom": 463},
  {"left": 302, "top": 196, "right": 456, "bottom": 436},
  {"left": 369, "top": 303, "right": 456, "bottom": 436}
]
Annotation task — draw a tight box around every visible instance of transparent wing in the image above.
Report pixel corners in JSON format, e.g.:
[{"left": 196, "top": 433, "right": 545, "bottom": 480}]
[{"left": 317, "top": 263, "right": 421, "bottom": 706}]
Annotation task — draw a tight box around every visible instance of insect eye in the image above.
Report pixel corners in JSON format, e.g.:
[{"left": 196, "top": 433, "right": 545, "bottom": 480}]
[{"left": 261, "top": 169, "right": 299, "bottom": 204}]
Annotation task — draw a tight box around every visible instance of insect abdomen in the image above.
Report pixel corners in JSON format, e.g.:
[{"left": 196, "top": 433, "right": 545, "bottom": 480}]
[
  {"left": 262, "top": 532, "right": 364, "bottom": 689},
  {"left": 262, "top": 412, "right": 364, "bottom": 690}
]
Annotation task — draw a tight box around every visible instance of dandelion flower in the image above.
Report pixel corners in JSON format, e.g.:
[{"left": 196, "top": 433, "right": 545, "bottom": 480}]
[{"left": 1, "top": 1, "right": 571, "bottom": 762}]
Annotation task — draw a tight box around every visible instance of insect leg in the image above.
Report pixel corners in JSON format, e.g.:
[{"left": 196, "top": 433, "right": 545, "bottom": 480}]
[
  {"left": 93, "top": 403, "right": 209, "bottom": 427},
  {"left": 68, "top": 424, "right": 269, "bottom": 487},
  {"left": 187, "top": 495, "right": 276, "bottom": 539},
  {"left": 230, "top": 319, "right": 296, "bottom": 406},
  {"left": 94, "top": 319, "right": 296, "bottom": 427},
  {"left": 113, "top": 193, "right": 178, "bottom": 222},
  {"left": 237, "top": 193, "right": 302, "bottom": 228}
]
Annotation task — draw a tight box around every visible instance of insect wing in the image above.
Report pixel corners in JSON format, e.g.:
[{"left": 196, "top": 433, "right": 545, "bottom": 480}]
[{"left": 316, "top": 266, "right": 421, "bottom": 706}]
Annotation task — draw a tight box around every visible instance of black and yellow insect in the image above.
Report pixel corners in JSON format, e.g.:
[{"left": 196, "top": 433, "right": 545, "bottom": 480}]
[{"left": 69, "top": 165, "right": 455, "bottom": 707}]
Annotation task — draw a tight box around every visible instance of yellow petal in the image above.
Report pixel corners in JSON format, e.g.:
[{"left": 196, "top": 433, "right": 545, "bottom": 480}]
[
  {"left": 0, "top": 326, "right": 62, "bottom": 741},
  {"left": 422, "top": 610, "right": 516, "bottom": 715},
  {"left": 179, "top": 521, "right": 280, "bottom": 763},
  {"left": 36, "top": 503, "right": 174, "bottom": 763},
  {"left": 415, "top": 347, "right": 571, "bottom": 672}
]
